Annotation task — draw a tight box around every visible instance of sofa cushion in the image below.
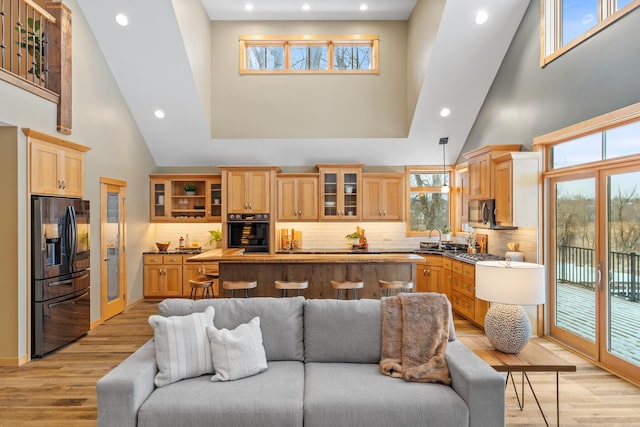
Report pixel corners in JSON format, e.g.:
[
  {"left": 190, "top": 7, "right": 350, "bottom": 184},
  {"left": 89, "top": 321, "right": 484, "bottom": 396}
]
[
  {"left": 304, "top": 299, "right": 381, "bottom": 363},
  {"left": 158, "top": 297, "right": 304, "bottom": 361},
  {"left": 148, "top": 306, "right": 214, "bottom": 387},
  {"left": 138, "top": 361, "right": 304, "bottom": 427},
  {"left": 207, "top": 316, "right": 268, "bottom": 382},
  {"left": 304, "top": 363, "right": 469, "bottom": 427}
]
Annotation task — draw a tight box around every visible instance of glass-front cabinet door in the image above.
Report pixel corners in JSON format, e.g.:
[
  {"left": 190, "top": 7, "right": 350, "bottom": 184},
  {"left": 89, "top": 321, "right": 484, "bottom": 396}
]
[
  {"left": 150, "top": 179, "right": 171, "bottom": 221},
  {"left": 207, "top": 177, "right": 222, "bottom": 221},
  {"left": 318, "top": 165, "right": 362, "bottom": 220}
]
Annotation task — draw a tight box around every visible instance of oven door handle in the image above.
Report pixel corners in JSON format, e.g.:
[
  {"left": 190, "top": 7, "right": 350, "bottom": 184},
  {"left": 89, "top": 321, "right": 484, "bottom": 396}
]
[{"left": 48, "top": 291, "right": 88, "bottom": 309}]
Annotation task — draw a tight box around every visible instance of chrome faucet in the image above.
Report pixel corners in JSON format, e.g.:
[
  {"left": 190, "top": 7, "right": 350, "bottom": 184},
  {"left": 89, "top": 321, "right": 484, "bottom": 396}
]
[{"left": 428, "top": 228, "right": 442, "bottom": 249}]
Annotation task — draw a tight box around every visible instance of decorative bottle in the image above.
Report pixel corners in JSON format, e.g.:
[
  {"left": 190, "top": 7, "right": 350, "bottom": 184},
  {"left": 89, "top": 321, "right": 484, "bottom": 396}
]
[{"left": 179, "top": 236, "right": 185, "bottom": 248}]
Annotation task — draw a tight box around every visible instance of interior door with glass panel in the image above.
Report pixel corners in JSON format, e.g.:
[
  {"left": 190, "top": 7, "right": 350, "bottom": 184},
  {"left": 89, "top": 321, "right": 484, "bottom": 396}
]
[
  {"left": 600, "top": 167, "right": 640, "bottom": 374},
  {"left": 101, "top": 179, "right": 126, "bottom": 320},
  {"left": 549, "top": 173, "right": 599, "bottom": 358}
]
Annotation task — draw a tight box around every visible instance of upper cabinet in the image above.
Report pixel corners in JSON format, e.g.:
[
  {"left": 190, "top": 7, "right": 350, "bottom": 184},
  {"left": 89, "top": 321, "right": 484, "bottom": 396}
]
[
  {"left": 361, "top": 173, "right": 404, "bottom": 221},
  {"left": 277, "top": 174, "right": 319, "bottom": 221},
  {"left": 221, "top": 167, "right": 280, "bottom": 214},
  {"left": 317, "top": 164, "right": 363, "bottom": 220},
  {"left": 149, "top": 174, "right": 221, "bottom": 222},
  {"left": 463, "top": 144, "right": 522, "bottom": 199},
  {"left": 25, "top": 128, "right": 90, "bottom": 198},
  {"left": 493, "top": 152, "right": 540, "bottom": 228}
]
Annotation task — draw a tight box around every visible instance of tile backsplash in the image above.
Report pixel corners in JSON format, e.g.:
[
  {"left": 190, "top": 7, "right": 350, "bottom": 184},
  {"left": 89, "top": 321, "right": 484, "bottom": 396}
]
[{"left": 154, "top": 222, "right": 539, "bottom": 258}]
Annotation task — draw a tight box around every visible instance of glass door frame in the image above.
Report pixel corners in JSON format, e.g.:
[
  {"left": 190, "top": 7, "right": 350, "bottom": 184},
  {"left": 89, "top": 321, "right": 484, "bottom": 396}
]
[{"left": 100, "top": 177, "right": 127, "bottom": 321}]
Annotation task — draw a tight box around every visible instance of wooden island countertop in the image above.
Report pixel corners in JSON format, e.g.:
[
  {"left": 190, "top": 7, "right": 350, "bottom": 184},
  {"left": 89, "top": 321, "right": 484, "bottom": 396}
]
[{"left": 186, "top": 249, "right": 422, "bottom": 299}]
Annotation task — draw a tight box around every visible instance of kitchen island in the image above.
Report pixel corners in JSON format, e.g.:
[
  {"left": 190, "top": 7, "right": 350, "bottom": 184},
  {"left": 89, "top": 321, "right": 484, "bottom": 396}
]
[{"left": 187, "top": 249, "right": 423, "bottom": 299}]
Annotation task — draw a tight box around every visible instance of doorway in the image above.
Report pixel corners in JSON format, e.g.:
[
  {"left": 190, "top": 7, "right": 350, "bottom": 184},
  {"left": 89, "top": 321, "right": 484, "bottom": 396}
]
[
  {"left": 549, "top": 166, "right": 640, "bottom": 382},
  {"left": 100, "top": 178, "right": 127, "bottom": 320}
]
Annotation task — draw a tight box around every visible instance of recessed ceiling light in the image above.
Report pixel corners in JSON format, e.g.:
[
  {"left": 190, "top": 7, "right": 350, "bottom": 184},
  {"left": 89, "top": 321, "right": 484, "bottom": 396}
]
[
  {"left": 154, "top": 110, "right": 165, "bottom": 119},
  {"left": 440, "top": 107, "right": 451, "bottom": 117},
  {"left": 475, "top": 10, "right": 488, "bottom": 25},
  {"left": 359, "top": 4, "right": 368, "bottom": 11},
  {"left": 302, "top": 4, "right": 310, "bottom": 11},
  {"left": 115, "top": 14, "right": 128, "bottom": 26},
  {"left": 245, "top": 3, "right": 254, "bottom": 11}
]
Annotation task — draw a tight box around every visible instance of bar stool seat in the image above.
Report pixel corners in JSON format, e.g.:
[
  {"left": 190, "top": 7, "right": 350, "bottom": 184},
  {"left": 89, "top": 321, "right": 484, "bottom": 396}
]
[
  {"left": 378, "top": 280, "right": 414, "bottom": 297},
  {"left": 189, "top": 277, "right": 213, "bottom": 300},
  {"left": 223, "top": 280, "right": 257, "bottom": 298},
  {"left": 275, "top": 280, "right": 308, "bottom": 297},
  {"left": 330, "top": 280, "right": 364, "bottom": 300}
]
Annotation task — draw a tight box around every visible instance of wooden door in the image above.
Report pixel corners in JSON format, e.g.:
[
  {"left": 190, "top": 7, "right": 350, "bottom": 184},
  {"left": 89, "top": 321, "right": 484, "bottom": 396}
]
[
  {"left": 144, "top": 265, "right": 163, "bottom": 297},
  {"left": 100, "top": 178, "right": 127, "bottom": 320},
  {"left": 416, "top": 262, "right": 429, "bottom": 293},
  {"left": 493, "top": 159, "right": 513, "bottom": 225},
  {"left": 362, "top": 178, "right": 383, "bottom": 220},
  {"left": 248, "top": 170, "right": 270, "bottom": 212},
  {"left": 469, "top": 153, "right": 491, "bottom": 198},
  {"left": 227, "top": 171, "right": 249, "bottom": 213},
  {"left": 297, "top": 177, "right": 319, "bottom": 220},
  {"left": 381, "top": 176, "right": 403, "bottom": 220},
  {"left": 62, "top": 148, "right": 84, "bottom": 197},
  {"left": 30, "top": 140, "right": 64, "bottom": 195},
  {"left": 277, "top": 177, "right": 299, "bottom": 221},
  {"left": 163, "top": 264, "right": 183, "bottom": 296}
]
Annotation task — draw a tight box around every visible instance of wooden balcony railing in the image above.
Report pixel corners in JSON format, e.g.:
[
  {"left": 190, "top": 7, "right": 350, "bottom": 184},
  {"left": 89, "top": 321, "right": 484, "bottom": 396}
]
[{"left": 1, "top": 0, "right": 72, "bottom": 134}]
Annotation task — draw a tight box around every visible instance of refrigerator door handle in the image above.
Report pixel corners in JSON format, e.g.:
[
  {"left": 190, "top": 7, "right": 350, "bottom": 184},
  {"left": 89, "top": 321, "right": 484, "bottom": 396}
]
[
  {"left": 65, "top": 206, "right": 78, "bottom": 270},
  {"left": 47, "top": 291, "right": 89, "bottom": 309}
]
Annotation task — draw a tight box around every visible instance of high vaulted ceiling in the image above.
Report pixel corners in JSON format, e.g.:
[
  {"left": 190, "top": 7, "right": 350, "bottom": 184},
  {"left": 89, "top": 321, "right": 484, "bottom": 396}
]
[{"left": 76, "top": 0, "right": 530, "bottom": 167}]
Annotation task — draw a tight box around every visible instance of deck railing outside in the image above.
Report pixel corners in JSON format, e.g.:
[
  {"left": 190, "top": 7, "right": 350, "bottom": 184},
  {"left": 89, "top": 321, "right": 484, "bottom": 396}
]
[
  {"left": 557, "top": 244, "right": 639, "bottom": 302},
  {"left": 1, "top": 0, "right": 55, "bottom": 89}
]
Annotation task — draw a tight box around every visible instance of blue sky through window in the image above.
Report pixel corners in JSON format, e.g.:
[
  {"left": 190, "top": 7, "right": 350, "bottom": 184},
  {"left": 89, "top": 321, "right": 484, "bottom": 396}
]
[{"left": 562, "top": 0, "right": 599, "bottom": 46}]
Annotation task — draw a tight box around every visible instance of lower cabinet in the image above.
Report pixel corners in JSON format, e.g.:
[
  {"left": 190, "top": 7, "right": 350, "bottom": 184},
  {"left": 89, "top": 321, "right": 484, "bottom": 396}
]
[
  {"left": 143, "top": 254, "right": 219, "bottom": 298},
  {"left": 450, "top": 259, "right": 488, "bottom": 327},
  {"left": 416, "top": 255, "right": 443, "bottom": 293}
]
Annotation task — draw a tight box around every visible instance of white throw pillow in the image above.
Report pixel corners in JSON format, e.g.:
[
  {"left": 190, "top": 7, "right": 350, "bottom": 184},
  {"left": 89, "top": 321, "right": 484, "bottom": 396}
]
[
  {"left": 148, "top": 306, "right": 215, "bottom": 387},
  {"left": 207, "top": 316, "right": 268, "bottom": 382}
]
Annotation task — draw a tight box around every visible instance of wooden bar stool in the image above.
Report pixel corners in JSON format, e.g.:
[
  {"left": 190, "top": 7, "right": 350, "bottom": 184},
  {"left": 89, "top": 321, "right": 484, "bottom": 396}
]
[
  {"left": 188, "top": 277, "right": 213, "bottom": 300},
  {"left": 378, "top": 280, "right": 414, "bottom": 297},
  {"left": 223, "top": 280, "right": 257, "bottom": 298},
  {"left": 330, "top": 280, "right": 364, "bottom": 300},
  {"left": 274, "top": 280, "right": 308, "bottom": 297}
]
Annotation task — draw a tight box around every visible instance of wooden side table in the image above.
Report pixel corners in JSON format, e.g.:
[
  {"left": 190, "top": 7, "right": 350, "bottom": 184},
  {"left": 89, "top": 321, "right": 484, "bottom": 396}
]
[{"left": 459, "top": 336, "right": 577, "bottom": 427}]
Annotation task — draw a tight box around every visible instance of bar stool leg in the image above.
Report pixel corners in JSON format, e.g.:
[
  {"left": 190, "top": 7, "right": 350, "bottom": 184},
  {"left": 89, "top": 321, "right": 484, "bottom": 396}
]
[
  {"left": 244, "top": 289, "right": 249, "bottom": 298},
  {"left": 230, "top": 289, "right": 235, "bottom": 298}
]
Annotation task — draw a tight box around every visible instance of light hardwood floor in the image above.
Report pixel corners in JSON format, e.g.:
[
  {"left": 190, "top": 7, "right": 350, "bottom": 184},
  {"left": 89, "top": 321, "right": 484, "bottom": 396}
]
[{"left": 1, "top": 299, "right": 640, "bottom": 426}]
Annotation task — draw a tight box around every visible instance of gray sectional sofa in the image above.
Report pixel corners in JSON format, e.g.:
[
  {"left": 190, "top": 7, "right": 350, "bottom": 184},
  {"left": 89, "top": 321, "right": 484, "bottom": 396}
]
[{"left": 97, "top": 297, "right": 505, "bottom": 427}]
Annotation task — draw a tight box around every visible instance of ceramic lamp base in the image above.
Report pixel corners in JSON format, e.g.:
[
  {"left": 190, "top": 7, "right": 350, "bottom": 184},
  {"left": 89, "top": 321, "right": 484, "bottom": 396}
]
[{"left": 484, "top": 303, "right": 531, "bottom": 353}]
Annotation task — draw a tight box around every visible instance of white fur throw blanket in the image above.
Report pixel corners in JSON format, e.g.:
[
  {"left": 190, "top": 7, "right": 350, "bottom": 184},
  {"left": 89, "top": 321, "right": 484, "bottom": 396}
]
[{"left": 380, "top": 293, "right": 451, "bottom": 385}]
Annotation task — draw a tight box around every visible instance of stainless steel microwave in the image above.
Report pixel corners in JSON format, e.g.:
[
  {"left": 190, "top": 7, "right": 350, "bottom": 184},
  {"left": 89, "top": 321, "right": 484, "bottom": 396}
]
[
  {"left": 468, "top": 199, "right": 496, "bottom": 229},
  {"left": 468, "top": 199, "right": 516, "bottom": 230}
]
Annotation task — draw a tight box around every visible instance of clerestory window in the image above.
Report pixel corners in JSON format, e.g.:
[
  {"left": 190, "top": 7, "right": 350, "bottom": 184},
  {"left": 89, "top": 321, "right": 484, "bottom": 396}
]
[
  {"left": 240, "top": 35, "right": 378, "bottom": 74},
  {"left": 541, "top": 0, "right": 639, "bottom": 66}
]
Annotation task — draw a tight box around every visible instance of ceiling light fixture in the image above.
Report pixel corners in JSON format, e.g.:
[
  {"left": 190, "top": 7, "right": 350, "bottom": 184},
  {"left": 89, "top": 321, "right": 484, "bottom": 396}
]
[
  {"left": 245, "top": 3, "right": 254, "bottom": 11},
  {"left": 440, "top": 107, "right": 451, "bottom": 117},
  {"left": 475, "top": 10, "right": 488, "bottom": 25},
  {"left": 115, "top": 14, "right": 128, "bottom": 26},
  {"left": 439, "top": 137, "right": 449, "bottom": 194},
  {"left": 154, "top": 110, "right": 165, "bottom": 119},
  {"left": 360, "top": 4, "right": 368, "bottom": 11},
  {"left": 302, "top": 4, "right": 310, "bottom": 11}
]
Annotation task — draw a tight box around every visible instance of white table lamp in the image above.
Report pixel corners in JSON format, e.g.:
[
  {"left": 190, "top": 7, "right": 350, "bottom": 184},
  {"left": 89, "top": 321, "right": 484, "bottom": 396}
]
[{"left": 475, "top": 260, "right": 545, "bottom": 353}]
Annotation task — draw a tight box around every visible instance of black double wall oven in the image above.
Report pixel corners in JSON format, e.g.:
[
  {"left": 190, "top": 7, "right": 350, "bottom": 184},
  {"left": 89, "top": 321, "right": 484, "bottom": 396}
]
[
  {"left": 31, "top": 196, "right": 91, "bottom": 357},
  {"left": 227, "top": 213, "right": 270, "bottom": 253}
]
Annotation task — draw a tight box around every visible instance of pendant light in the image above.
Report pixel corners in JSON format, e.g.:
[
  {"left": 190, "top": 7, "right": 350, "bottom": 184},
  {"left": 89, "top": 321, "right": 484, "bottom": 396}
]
[{"left": 439, "top": 137, "right": 449, "bottom": 193}]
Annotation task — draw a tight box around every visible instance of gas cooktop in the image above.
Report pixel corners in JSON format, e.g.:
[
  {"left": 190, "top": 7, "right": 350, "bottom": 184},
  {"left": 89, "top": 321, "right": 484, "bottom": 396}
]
[{"left": 454, "top": 252, "right": 506, "bottom": 263}]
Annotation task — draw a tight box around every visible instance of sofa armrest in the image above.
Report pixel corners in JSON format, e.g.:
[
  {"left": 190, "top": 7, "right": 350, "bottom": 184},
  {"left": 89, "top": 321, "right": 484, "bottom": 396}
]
[
  {"left": 446, "top": 340, "right": 505, "bottom": 427},
  {"left": 97, "top": 340, "right": 158, "bottom": 427}
]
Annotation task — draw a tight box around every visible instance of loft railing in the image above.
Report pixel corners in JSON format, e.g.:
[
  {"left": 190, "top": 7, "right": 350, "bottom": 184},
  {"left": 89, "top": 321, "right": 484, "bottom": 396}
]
[
  {"left": 557, "top": 244, "right": 640, "bottom": 302},
  {"left": 0, "top": 0, "right": 72, "bottom": 134},
  {"left": 1, "top": 0, "right": 54, "bottom": 89}
]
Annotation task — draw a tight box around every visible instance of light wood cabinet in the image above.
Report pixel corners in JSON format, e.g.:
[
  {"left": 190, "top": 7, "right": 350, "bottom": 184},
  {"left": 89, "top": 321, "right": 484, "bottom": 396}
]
[
  {"left": 149, "top": 174, "right": 221, "bottom": 222},
  {"left": 450, "top": 259, "right": 488, "bottom": 327},
  {"left": 493, "top": 152, "right": 540, "bottom": 227},
  {"left": 317, "top": 164, "right": 363, "bottom": 220},
  {"left": 143, "top": 254, "right": 183, "bottom": 297},
  {"left": 25, "top": 128, "right": 90, "bottom": 198},
  {"left": 277, "top": 174, "right": 319, "bottom": 221},
  {"left": 361, "top": 174, "right": 404, "bottom": 221},
  {"left": 225, "top": 169, "right": 274, "bottom": 213},
  {"left": 442, "top": 257, "right": 453, "bottom": 301},
  {"left": 416, "top": 255, "right": 443, "bottom": 293},
  {"left": 463, "top": 144, "right": 522, "bottom": 199},
  {"left": 454, "top": 164, "right": 470, "bottom": 231}
]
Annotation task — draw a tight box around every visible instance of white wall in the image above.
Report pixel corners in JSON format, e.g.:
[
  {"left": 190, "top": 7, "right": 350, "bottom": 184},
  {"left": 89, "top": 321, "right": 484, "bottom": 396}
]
[{"left": 0, "top": 0, "right": 157, "bottom": 362}]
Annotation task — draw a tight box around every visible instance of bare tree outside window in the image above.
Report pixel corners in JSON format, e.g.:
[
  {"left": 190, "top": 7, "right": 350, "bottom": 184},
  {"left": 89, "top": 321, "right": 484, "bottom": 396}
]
[
  {"left": 334, "top": 45, "right": 371, "bottom": 70},
  {"left": 290, "top": 46, "right": 328, "bottom": 70},
  {"left": 246, "top": 46, "right": 284, "bottom": 70},
  {"left": 408, "top": 172, "right": 449, "bottom": 233}
]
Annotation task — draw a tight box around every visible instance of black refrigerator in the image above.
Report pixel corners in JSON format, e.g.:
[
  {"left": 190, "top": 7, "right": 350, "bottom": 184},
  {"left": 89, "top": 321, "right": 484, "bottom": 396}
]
[{"left": 31, "top": 196, "right": 91, "bottom": 358}]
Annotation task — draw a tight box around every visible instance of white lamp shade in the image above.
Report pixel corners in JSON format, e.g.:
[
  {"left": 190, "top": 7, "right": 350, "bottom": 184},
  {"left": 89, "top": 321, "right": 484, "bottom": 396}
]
[{"left": 475, "top": 261, "right": 545, "bottom": 305}]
